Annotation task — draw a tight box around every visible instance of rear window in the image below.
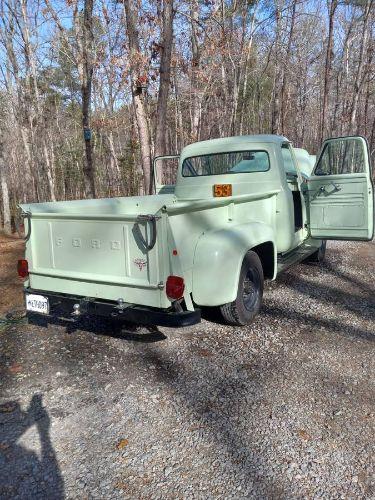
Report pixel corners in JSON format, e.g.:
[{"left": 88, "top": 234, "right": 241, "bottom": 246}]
[{"left": 182, "top": 150, "right": 270, "bottom": 177}]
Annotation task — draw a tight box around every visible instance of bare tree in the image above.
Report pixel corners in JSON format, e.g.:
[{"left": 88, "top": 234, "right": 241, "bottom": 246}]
[
  {"left": 271, "top": 2, "right": 282, "bottom": 135},
  {"left": 320, "top": 0, "right": 337, "bottom": 143},
  {"left": 0, "top": 0, "right": 373, "bottom": 223},
  {"left": 0, "top": 137, "right": 11, "bottom": 233},
  {"left": 80, "top": 0, "right": 96, "bottom": 198},
  {"left": 190, "top": 0, "right": 201, "bottom": 141},
  {"left": 123, "top": 0, "right": 152, "bottom": 194},
  {"left": 155, "top": 0, "right": 174, "bottom": 161},
  {"left": 349, "top": 0, "right": 373, "bottom": 133},
  {"left": 280, "top": 0, "right": 297, "bottom": 133}
]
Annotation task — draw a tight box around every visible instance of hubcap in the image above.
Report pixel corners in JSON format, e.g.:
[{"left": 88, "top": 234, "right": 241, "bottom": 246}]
[{"left": 242, "top": 268, "right": 260, "bottom": 311}]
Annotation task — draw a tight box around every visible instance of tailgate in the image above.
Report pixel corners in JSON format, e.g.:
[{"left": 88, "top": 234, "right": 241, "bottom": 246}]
[{"left": 24, "top": 212, "right": 169, "bottom": 308}]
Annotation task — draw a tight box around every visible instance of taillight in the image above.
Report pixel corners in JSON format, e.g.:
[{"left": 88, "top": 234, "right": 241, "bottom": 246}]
[
  {"left": 17, "top": 259, "right": 29, "bottom": 278},
  {"left": 166, "top": 276, "right": 185, "bottom": 300}
]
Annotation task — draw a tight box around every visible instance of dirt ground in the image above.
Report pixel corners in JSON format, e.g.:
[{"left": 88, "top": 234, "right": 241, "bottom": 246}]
[
  {"left": 0, "top": 234, "right": 24, "bottom": 316},
  {"left": 0, "top": 234, "right": 374, "bottom": 499}
]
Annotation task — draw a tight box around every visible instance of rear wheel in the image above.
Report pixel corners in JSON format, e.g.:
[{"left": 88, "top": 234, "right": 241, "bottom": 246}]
[
  {"left": 220, "top": 251, "right": 264, "bottom": 326},
  {"left": 304, "top": 240, "right": 326, "bottom": 263}
]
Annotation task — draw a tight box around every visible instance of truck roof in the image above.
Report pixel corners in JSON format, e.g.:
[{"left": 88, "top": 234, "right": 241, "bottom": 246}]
[{"left": 181, "top": 134, "right": 289, "bottom": 158}]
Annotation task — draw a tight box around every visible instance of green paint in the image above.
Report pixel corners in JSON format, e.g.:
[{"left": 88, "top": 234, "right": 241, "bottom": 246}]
[{"left": 20, "top": 135, "right": 373, "bottom": 313}]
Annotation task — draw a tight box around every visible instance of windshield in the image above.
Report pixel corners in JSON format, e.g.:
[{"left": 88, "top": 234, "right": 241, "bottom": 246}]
[{"left": 182, "top": 150, "right": 270, "bottom": 177}]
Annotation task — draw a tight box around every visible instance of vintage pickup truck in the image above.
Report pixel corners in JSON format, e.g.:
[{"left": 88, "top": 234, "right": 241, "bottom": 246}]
[{"left": 18, "top": 134, "right": 373, "bottom": 326}]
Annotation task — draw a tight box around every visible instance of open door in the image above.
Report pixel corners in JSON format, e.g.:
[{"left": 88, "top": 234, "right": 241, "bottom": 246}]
[{"left": 307, "top": 136, "right": 374, "bottom": 240}]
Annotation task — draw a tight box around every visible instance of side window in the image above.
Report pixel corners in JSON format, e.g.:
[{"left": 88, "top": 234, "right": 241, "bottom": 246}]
[
  {"left": 314, "top": 138, "right": 365, "bottom": 175},
  {"left": 281, "top": 144, "right": 297, "bottom": 176}
]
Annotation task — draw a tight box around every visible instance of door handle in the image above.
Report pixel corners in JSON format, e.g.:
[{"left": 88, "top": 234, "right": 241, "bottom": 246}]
[
  {"left": 318, "top": 183, "right": 342, "bottom": 195},
  {"left": 331, "top": 182, "right": 341, "bottom": 191}
]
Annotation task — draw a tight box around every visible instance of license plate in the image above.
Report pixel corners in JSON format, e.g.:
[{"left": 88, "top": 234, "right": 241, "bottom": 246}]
[{"left": 26, "top": 294, "right": 49, "bottom": 315}]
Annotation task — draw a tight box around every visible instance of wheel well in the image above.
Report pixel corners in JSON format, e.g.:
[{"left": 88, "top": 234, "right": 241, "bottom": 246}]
[{"left": 251, "top": 242, "right": 275, "bottom": 279}]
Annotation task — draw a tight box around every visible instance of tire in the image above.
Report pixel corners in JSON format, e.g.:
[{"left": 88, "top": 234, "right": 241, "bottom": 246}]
[
  {"left": 220, "top": 251, "right": 264, "bottom": 326},
  {"left": 304, "top": 240, "right": 327, "bottom": 264}
]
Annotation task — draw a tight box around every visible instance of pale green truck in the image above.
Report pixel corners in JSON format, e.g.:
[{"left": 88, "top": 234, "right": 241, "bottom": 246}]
[{"left": 18, "top": 135, "right": 373, "bottom": 327}]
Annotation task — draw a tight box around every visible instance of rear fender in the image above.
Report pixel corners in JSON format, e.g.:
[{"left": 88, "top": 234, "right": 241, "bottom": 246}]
[{"left": 192, "top": 222, "right": 276, "bottom": 306}]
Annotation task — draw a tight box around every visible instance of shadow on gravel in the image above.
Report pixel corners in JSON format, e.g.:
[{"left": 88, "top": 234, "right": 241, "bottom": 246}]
[
  {"left": 107, "top": 322, "right": 167, "bottom": 343},
  {"left": 278, "top": 272, "right": 375, "bottom": 322},
  {"left": 131, "top": 344, "right": 286, "bottom": 497},
  {"left": 0, "top": 394, "right": 64, "bottom": 499},
  {"left": 324, "top": 262, "right": 375, "bottom": 295},
  {"left": 28, "top": 313, "right": 167, "bottom": 342},
  {"left": 262, "top": 302, "right": 374, "bottom": 341}
]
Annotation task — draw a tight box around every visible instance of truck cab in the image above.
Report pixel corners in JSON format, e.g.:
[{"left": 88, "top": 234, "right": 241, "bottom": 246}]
[{"left": 20, "top": 135, "right": 373, "bottom": 327}]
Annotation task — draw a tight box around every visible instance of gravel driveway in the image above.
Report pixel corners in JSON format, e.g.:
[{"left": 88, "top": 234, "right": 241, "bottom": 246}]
[{"left": 0, "top": 240, "right": 374, "bottom": 499}]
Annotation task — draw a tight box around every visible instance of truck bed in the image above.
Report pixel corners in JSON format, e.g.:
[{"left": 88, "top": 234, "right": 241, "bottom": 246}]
[{"left": 20, "top": 195, "right": 175, "bottom": 308}]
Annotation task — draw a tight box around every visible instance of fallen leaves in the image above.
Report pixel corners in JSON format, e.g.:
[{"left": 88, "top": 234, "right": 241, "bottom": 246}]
[
  {"left": 297, "top": 429, "right": 311, "bottom": 441},
  {"left": 116, "top": 438, "right": 129, "bottom": 450},
  {"left": 114, "top": 481, "right": 127, "bottom": 490},
  {"left": 8, "top": 363, "right": 22, "bottom": 374},
  {"left": 0, "top": 402, "right": 17, "bottom": 413},
  {"left": 0, "top": 234, "right": 25, "bottom": 317},
  {"left": 195, "top": 348, "right": 212, "bottom": 358}
]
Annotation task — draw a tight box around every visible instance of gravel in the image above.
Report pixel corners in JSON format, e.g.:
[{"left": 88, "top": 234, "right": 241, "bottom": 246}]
[{"left": 0, "top": 240, "right": 374, "bottom": 499}]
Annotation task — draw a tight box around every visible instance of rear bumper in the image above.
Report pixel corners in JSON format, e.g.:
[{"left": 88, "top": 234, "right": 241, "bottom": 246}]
[{"left": 24, "top": 288, "right": 201, "bottom": 327}]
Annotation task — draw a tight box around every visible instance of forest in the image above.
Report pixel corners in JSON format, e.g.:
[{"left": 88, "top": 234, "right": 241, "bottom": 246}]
[{"left": 0, "top": 0, "right": 374, "bottom": 232}]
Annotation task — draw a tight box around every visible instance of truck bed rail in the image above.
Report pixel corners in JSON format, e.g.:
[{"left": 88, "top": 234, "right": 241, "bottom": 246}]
[{"left": 164, "top": 190, "right": 281, "bottom": 215}]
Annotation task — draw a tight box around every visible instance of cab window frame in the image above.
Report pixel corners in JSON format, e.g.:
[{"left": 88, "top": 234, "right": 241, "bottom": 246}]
[
  {"left": 281, "top": 142, "right": 298, "bottom": 178},
  {"left": 314, "top": 137, "right": 366, "bottom": 176},
  {"left": 181, "top": 149, "right": 271, "bottom": 178}
]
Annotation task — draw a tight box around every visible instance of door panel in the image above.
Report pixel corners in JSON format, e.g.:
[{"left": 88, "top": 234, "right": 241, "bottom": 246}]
[{"left": 307, "top": 137, "right": 373, "bottom": 240}]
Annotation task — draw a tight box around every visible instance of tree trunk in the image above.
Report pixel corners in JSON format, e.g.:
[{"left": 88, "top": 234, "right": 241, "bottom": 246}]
[
  {"left": 174, "top": 74, "right": 184, "bottom": 152},
  {"left": 123, "top": 0, "right": 152, "bottom": 194},
  {"left": 2, "top": 3, "right": 38, "bottom": 202},
  {"left": 363, "top": 45, "right": 372, "bottom": 137},
  {"left": 0, "top": 138, "right": 11, "bottom": 234},
  {"left": 349, "top": 0, "right": 372, "bottom": 134},
  {"left": 20, "top": 0, "right": 56, "bottom": 201},
  {"left": 43, "top": 143, "right": 56, "bottom": 201},
  {"left": 190, "top": 0, "right": 201, "bottom": 141},
  {"left": 154, "top": 0, "right": 174, "bottom": 161},
  {"left": 271, "top": 4, "right": 282, "bottom": 135},
  {"left": 0, "top": 174, "right": 11, "bottom": 234},
  {"left": 81, "top": 0, "right": 96, "bottom": 198},
  {"left": 280, "top": 0, "right": 297, "bottom": 133},
  {"left": 238, "top": 3, "right": 258, "bottom": 135},
  {"left": 320, "top": 0, "right": 337, "bottom": 143}
]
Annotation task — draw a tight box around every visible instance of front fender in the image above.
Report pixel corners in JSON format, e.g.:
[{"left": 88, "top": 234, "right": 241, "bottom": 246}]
[{"left": 192, "top": 222, "right": 276, "bottom": 306}]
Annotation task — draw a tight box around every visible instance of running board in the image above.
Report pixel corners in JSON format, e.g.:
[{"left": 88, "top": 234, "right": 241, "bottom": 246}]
[{"left": 277, "top": 243, "right": 317, "bottom": 273}]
